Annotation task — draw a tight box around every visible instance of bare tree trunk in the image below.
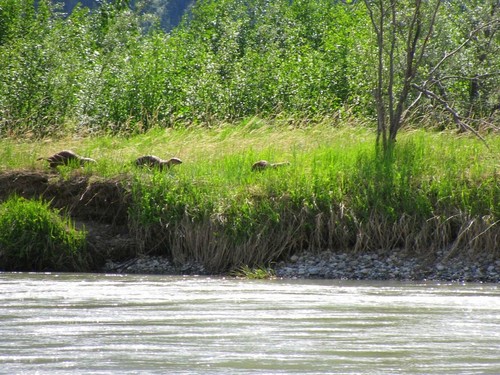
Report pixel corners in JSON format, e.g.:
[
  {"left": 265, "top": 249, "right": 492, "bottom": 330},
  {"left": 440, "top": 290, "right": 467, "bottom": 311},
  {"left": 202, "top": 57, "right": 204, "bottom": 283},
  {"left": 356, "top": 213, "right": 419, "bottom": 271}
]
[
  {"left": 366, "top": 0, "right": 388, "bottom": 151},
  {"left": 364, "top": 0, "right": 441, "bottom": 153}
]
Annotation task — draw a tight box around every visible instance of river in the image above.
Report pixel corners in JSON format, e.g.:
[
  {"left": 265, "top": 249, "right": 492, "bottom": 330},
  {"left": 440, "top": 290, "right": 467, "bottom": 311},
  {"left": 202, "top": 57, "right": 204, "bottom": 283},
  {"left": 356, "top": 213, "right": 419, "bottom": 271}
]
[{"left": 1, "top": 273, "right": 499, "bottom": 374}]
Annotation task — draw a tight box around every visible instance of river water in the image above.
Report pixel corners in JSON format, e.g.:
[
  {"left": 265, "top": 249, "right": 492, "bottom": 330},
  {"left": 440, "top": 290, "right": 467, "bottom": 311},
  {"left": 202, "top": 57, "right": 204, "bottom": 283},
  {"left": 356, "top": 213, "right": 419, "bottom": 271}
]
[{"left": 1, "top": 273, "right": 499, "bottom": 375}]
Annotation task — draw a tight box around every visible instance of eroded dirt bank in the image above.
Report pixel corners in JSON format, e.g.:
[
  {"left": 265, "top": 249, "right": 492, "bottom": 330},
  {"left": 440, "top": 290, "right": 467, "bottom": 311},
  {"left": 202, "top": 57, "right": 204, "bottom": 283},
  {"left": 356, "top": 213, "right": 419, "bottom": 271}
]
[
  {"left": 1, "top": 170, "right": 499, "bottom": 282},
  {"left": 0, "top": 170, "right": 137, "bottom": 267}
]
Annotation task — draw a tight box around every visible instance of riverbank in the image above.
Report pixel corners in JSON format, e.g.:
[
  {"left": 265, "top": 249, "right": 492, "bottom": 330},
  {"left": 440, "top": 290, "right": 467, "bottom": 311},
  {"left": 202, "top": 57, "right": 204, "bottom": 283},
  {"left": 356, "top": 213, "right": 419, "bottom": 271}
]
[
  {"left": 1, "top": 168, "right": 499, "bottom": 283},
  {"left": 2, "top": 168, "right": 498, "bottom": 283},
  {"left": 0, "top": 171, "right": 500, "bottom": 283},
  {"left": 1, "top": 127, "right": 499, "bottom": 279}
]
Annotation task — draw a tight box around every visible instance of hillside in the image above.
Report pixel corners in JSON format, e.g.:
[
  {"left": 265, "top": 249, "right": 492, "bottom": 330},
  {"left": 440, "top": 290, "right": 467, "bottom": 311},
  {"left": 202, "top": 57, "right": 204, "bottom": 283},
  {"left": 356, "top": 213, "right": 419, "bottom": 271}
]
[{"left": 57, "top": 0, "right": 194, "bottom": 30}]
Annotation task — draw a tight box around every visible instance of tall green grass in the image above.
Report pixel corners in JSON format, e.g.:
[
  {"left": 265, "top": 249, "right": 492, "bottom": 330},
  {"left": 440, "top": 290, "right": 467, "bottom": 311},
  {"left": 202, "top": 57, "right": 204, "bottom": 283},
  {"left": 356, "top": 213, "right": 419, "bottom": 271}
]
[
  {"left": 124, "top": 125, "right": 500, "bottom": 269},
  {"left": 0, "top": 124, "right": 498, "bottom": 271},
  {"left": 0, "top": 196, "right": 88, "bottom": 271}
]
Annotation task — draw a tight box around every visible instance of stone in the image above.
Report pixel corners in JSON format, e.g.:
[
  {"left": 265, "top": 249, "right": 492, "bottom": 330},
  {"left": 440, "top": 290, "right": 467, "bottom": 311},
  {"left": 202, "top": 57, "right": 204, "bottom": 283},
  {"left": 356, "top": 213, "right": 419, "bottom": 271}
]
[
  {"left": 101, "top": 249, "right": 499, "bottom": 283},
  {"left": 436, "top": 264, "right": 445, "bottom": 271}
]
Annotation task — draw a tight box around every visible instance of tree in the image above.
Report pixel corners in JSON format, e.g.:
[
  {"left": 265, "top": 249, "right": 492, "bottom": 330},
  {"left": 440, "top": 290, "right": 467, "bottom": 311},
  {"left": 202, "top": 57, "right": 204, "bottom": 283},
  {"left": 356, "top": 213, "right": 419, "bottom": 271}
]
[
  {"left": 363, "top": 0, "right": 441, "bottom": 152},
  {"left": 363, "top": 0, "right": 500, "bottom": 152}
]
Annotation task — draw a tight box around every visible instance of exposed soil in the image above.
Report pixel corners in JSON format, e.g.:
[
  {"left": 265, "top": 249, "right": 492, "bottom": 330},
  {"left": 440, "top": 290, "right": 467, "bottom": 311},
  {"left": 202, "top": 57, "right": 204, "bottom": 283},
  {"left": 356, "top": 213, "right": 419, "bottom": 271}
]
[
  {"left": 1, "top": 170, "right": 499, "bottom": 282},
  {"left": 0, "top": 170, "right": 138, "bottom": 268}
]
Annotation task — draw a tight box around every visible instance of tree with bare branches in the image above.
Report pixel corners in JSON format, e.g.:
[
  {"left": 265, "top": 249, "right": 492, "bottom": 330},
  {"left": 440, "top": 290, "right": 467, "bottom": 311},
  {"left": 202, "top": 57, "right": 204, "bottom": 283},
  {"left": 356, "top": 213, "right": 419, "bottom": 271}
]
[
  {"left": 363, "top": 0, "right": 500, "bottom": 152},
  {"left": 363, "top": 0, "right": 441, "bottom": 151}
]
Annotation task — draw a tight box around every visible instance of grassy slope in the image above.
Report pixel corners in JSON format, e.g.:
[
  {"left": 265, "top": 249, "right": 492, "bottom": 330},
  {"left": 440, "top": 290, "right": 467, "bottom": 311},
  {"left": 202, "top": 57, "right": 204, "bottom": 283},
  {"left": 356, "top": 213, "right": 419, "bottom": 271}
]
[{"left": 1, "top": 121, "right": 499, "bottom": 271}]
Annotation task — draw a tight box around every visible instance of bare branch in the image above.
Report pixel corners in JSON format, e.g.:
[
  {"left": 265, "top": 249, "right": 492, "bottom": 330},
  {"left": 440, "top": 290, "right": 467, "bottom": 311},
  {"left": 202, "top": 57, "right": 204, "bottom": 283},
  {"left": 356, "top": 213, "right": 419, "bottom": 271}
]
[
  {"left": 363, "top": 0, "right": 381, "bottom": 37},
  {"left": 424, "top": 19, "right": 500, "bottom": 86},
  {"left": 414, "top": 1, "right": 441, "bottom": 71},
  {"left": 402, "top": 13, "right": 499, "bottom": 125},
  {"left": 388, "top": 0, "right": 397, "bottom": 128},
  {"left": 364, "top": 0, "right": 388, "bottom": 148},
  {"left": 401, "top": 91, "right": 424, "bottom": 122},
  {"left": 431, "top": 71, "right": 500, "bottom": 82},
  {"left": 411, "top": 83, "right": 490, "bottom": 149},
  {"left": 391, "top": 0, "right": 434, "bottom": 140}
]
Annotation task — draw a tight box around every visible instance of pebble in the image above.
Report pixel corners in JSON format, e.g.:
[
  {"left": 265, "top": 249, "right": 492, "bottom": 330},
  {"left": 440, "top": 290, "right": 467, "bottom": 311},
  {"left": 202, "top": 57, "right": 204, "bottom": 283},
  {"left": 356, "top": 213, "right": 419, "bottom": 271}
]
[
  {"left": 102, "top": 250, "right": 499, "bottom": 283},
  {"left": 273, "top": 250, "right": 499, "bottom": 283},
  {"left": 103, "top": 256, "right": 206, "bottom": 275}
]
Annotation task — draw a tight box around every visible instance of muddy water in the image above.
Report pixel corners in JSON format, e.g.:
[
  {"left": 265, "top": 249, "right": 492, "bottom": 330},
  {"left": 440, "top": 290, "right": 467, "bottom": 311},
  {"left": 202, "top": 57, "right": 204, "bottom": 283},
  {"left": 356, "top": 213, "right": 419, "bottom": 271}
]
[{"left": 1, "top": 273, "right": 499, "bottom": 374}]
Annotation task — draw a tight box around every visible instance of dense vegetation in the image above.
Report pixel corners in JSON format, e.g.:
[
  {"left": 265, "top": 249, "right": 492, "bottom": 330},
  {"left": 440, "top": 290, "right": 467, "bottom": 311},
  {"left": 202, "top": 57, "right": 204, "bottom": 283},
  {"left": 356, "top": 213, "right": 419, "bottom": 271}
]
[
  {"left": 1, "top": 125, "right": 498, "bottom": 271},
  {"left": 0, "top": 0, "right": 498, "bottom": 272},
  {"left": 0, "top": 0, "right": 498, "bottom": 137},
  {"left": 0, "top": 196, "right": 87, "bottom": 271},
  {"left": 59, "top": 0, "right": 194, "bottom": 30}
]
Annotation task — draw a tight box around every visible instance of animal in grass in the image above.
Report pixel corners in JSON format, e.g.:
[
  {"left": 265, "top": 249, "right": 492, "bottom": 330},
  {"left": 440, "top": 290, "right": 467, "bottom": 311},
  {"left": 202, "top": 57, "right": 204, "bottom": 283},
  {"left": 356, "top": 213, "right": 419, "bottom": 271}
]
[
  {"left": 37, "top": 150, "right": 96, "bottom": 169},
  {"left": 251, "top": 160, "right": 290, "bottom": 171},
  {"left": 134, "top": 155, "right": 183, "bottom": 171}
]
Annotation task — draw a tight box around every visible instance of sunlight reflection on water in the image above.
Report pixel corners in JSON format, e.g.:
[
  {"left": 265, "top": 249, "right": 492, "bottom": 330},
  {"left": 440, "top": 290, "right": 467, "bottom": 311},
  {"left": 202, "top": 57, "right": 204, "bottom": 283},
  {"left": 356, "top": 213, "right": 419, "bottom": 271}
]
[{"left": 1, "top": 273, "right": 499, "bottom": 374}]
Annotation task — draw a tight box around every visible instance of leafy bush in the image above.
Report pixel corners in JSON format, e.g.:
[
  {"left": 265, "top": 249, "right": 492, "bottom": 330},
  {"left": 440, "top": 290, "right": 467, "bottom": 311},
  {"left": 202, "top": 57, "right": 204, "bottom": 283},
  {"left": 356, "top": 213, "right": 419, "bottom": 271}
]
[
  {"left": 1, "top": 0, "right": 498, "bottom": 135},
  {"left": 0, "top": 0, "right": 368, "bottom": 134},
  {"left": 0, "top": 196, "right": 88, "bottom": 271}
]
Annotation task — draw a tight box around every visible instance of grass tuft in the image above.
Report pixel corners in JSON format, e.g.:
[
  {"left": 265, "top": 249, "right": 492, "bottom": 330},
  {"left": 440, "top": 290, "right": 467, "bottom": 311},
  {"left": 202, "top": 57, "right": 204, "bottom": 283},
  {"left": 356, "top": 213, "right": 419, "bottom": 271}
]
[
  {"left": 0, "top": 196, "right": 88, "bottom": 272},
  {"left": 231, "top": 265, "right": 276, "bottom": 279}
]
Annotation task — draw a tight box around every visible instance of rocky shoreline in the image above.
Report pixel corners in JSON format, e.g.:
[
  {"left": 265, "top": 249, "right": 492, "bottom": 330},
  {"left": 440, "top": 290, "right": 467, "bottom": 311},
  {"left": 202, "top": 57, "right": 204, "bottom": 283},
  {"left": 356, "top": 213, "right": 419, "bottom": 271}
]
[{"left": 103, "top": 248, "right": 500, "bottom": 283}]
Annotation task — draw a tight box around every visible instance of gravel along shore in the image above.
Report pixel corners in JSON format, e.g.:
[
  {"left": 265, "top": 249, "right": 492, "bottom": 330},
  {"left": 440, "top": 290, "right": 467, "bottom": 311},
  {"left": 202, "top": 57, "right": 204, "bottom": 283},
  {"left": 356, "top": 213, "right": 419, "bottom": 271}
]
[
  {"left": 103, "top": 249, "right": 500, "bottom": 283},
  {"left": 273, "top": 250, "right": 500, "bottom": 283}
]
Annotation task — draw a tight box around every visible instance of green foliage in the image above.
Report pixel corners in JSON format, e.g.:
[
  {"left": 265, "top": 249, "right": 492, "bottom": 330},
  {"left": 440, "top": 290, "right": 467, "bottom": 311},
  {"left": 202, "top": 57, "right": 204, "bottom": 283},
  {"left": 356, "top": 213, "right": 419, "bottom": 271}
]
[
  {"left": 0, "top": 0, "right": 89, "bottom": 136},
  {"left": 362, "top": 0, "right": 500, "bottom": 128},
  {"left": 0, "top": 196, "right": 88, "bottom": 271},
  {"left": 427, "top": 1, "right": 500, "bottom": 119},
  {"left": 173, "top": 0, "right": 363, "bottom": 120},
  {"left": 0, "top": 0, "right": 369, "bottom": 134},
  {"left": 0, "top": 0, "right": 498, "bottom": 135}
]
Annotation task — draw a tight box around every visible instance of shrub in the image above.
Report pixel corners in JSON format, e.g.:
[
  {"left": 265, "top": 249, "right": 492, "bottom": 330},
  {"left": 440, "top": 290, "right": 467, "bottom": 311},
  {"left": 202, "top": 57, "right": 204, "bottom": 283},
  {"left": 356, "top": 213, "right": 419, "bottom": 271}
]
[{"left": 0, "top": 196, "right": 88, "bottom": 271}]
